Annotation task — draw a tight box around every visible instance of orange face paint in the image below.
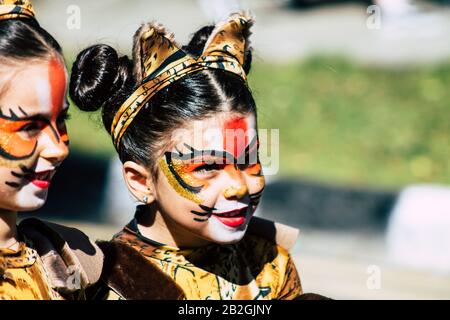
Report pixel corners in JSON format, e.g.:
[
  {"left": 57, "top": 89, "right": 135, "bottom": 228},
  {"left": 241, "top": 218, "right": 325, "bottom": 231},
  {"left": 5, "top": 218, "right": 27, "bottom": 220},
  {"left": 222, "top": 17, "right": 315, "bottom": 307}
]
[
  {"left": 0, "top": 115, "right": 38, "bottom": 161},
  {"left": 48, "top": 58, "right": 69, "bottom": 145},
  {"left": 0, "top": 57, "right": 69, "bottom": 168},
  {"left": 223, "top": 117, "right": 248, "bottom": 159}
]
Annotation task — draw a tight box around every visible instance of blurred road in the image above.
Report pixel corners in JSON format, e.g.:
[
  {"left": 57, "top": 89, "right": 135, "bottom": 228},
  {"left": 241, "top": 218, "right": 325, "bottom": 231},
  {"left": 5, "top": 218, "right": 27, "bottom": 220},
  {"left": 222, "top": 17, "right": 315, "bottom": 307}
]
[{"left": 34, "top": 0, "right": 450, "bottom": 65}]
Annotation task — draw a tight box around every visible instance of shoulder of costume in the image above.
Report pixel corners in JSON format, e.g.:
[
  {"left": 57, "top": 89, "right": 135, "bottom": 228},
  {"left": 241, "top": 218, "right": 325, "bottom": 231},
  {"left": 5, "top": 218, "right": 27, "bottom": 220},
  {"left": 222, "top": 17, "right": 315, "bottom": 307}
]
[
  {"left": 247, "top": 216, "right": 300, "bottom": 252},
  {"left": 95, "top": 239, "right": 185, "bottom": 300},
  {"left": 18, "top": 217, "right": 104, "bottom": 296}
]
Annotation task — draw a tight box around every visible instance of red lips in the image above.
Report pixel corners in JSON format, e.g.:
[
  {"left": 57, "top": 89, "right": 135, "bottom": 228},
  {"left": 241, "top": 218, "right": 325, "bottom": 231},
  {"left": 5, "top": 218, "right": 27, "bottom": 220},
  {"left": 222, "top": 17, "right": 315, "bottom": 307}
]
[
  {"left": 214, "top": 207, "right": 248, "bottom": 228},
  {"left": 26, "top": 170, "right": 53, "bottom": 189}
]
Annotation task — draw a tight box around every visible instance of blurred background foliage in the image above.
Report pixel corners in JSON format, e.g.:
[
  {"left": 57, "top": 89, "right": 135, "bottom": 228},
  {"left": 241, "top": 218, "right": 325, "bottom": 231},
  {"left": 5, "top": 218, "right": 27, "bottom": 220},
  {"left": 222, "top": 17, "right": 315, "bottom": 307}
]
[{"left": 67, "top": 56, "right": 450, "bottom": 188}]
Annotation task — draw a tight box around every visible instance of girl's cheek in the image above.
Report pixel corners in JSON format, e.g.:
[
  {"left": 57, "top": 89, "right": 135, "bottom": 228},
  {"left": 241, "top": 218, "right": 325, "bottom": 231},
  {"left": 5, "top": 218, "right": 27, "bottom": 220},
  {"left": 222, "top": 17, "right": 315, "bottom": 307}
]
[
  {"left": 249, "top": 175, "right": 265, "bottom": 191},
  {"left": 0, "top": 133, "right": 39, "bottom": 168}
]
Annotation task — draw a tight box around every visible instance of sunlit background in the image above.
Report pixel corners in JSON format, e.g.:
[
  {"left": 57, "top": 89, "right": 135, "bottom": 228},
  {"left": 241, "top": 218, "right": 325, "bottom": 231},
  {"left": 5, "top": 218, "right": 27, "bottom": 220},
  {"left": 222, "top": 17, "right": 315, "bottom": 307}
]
[{"left": 23, "top": 0, "right": 450, "bottom": 299}]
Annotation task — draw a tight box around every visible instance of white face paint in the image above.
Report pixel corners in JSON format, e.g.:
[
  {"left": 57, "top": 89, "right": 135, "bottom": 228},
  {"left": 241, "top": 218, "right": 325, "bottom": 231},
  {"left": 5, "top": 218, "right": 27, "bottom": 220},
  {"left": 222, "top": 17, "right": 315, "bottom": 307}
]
[{"left": 36, "top": 76, "right": 51, "bottom": 108}]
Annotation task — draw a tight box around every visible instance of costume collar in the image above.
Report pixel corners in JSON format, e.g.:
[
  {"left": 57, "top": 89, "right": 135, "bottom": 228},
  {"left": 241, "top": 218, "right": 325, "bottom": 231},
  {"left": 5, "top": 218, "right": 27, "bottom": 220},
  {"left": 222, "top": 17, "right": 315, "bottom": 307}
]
[{"left": 0, "top": 242, "right": 37, "bottom": 270}]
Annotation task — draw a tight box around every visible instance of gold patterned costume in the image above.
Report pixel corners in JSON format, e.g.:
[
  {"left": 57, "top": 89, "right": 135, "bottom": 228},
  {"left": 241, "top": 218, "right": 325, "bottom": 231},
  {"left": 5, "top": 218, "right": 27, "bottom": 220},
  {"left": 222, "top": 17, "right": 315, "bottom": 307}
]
[
  {"left": 102, "top": 214, "right": 302, "bottom": 300},
  {"left": 0, "top": 219, "right": 104, "bottom": 300},
  {"left": 0, "top": 242, "right": 61, "bottom": 300},
  {"left": 0, "top": 0, "right": 35, "bottom": 21}
]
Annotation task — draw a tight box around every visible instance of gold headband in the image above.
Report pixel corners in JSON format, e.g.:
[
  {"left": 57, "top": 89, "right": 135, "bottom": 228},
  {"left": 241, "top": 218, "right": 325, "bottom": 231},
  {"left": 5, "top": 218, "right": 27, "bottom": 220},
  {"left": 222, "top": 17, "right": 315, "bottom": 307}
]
[
  {"left": 0, "top": 0, "right": 35, "bottom": 21},
  {"left": 111, "top": 12, "right": 253, "bottom": 149}
]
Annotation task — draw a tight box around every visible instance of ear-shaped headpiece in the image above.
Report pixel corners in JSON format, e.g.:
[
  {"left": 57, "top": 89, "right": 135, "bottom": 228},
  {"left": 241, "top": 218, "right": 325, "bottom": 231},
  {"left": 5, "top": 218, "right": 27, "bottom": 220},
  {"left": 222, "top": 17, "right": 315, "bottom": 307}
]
[
  {"left": 0, "top": 0, "right": 35, "bottom": 21},
  {"left": 111, "top": 12, "right": 253, "bottom": 149}
]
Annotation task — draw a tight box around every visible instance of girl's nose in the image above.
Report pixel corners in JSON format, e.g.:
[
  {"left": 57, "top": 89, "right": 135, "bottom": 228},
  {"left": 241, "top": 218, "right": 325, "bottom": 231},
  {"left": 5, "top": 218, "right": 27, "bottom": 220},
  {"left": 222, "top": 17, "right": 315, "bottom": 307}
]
[
  {"left": 222, "top": 165, "right": 249, "bottom": 200},
  {"left": 39, "top": 129, "right": 69, "bottom": 165},
  {"left": 223, "top": 184, "right": 248, "bottom": 200}
]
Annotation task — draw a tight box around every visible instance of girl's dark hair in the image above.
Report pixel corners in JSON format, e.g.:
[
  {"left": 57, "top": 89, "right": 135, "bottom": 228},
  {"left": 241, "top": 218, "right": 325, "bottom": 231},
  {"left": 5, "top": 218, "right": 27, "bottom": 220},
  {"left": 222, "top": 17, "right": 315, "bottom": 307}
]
[
  {"left": 69, "top": 24, "right": 256, "bottom": 175},
  {"left": 0, "top": 18, "right": 62, "bottom": 62}
]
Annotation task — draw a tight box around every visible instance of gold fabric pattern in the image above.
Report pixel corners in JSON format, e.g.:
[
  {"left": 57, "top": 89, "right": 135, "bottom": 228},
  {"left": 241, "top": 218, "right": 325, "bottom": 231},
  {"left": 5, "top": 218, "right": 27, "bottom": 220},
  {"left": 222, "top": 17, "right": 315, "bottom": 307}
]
[
  {"left": 0, "top": 242, "right": 61, "bottom": 300},
  {"left": 0, "top": 0, "right": 35, "bottom": 21},
  {"left": 114, "top": 227, "right": 303, "bottom": 300}
]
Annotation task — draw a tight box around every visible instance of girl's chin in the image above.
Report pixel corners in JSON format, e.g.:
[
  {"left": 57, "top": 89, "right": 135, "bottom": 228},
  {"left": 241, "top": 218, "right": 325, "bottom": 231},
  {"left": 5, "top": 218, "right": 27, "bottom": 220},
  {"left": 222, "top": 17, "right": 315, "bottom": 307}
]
[
  {"left": 8, "top": 196, "right": 48, "bottom": 212},
  {"left": 203, "top": 218, "right": 249, "bottom": 244}
]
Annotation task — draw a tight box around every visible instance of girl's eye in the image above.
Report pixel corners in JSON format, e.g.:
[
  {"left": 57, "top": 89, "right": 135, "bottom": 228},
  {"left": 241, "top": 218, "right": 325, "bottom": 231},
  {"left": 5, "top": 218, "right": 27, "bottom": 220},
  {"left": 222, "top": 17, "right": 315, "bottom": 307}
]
[
  {"left": 238, "top": 162, "right": 263, "bottom": 176},
  {"left": 237, "top": 162, "right": 256, "bottom": 170},
  {"left": 194, "top": 163, "right": 221, "bottom": 173},
  {"left": 19, "top": 122, "right": 41, "bottom": 134},
  {"left": 57, "top": 112, "right": 71, "bottom": 124},
  {"left": 194, "top": 164, "right": 219, "bottom": 172},
  {"left": 56, "top": 112, "right": 70, "bottom": 127}
]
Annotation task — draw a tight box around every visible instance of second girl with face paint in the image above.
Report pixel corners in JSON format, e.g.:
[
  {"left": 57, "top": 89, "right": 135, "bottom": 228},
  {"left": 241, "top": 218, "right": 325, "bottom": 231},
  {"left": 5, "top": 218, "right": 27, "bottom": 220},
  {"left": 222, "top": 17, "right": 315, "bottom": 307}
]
[
  {"left": 70, "top": 13, "right": 306, "bottom": 300},
  {"left": 0, "top": 0, "right": 103, "bottom": 300}
]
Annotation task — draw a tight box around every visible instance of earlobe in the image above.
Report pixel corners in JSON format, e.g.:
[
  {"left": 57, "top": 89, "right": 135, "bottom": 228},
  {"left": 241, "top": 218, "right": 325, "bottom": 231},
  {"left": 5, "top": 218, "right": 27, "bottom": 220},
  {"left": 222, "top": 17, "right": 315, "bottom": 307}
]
[{"left": 122, "top": 161, "right": 156, "bottom": 203}]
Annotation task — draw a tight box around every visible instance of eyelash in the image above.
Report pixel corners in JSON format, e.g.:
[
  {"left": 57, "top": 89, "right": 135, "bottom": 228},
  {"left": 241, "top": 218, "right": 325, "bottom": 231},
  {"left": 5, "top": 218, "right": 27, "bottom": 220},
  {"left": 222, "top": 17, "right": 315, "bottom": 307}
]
[
  {"left": 192, "top": 162, "right": 259, "bottom": 174},
  {"left": 18, "top": 112, "right": 70, "bottom": 133},
  {"left": 58, "top": 113, "right": 71, "bottom": 122},
  {"left": 194, "top": 164, "right": 222, "bottom": 173},
  {"left": 19, "top": 123, "right": 41, "bottom": 132}
]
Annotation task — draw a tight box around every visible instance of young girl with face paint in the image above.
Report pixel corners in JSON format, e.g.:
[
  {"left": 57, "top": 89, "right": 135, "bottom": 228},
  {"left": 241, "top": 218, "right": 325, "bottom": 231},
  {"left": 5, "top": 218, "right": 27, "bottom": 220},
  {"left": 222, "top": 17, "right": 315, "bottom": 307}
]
[
  {"left": 0, "top": 0, "right": 103, "bottom": 300},
  {"left": 70, "top": 13, "right": 304, "bottom": 300}
]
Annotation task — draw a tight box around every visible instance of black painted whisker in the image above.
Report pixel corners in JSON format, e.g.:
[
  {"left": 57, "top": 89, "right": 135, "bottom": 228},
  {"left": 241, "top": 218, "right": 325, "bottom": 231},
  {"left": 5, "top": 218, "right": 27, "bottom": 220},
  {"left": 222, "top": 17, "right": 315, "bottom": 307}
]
[
  {"left": 19, "top": 165, "right": 34, "bottom": 174},
  {"left": 11, "top": 171, "right": 23, "bottom": 178},
  {"left": 5, "top": 181, "right": 20, "bottom": 189},
  {"left": 191, "top": 210, "right": 211, "bottom": 217},
  {"left": 249, "top": 188, "right": 265, "bottom": 199},
  {"left": 199, "top": 204, "right": 217, "bottom": 212}
]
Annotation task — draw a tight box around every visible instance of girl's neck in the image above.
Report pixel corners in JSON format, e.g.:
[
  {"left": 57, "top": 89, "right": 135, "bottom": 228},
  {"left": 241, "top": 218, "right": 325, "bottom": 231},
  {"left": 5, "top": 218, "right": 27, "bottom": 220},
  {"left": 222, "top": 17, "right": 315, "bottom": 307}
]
[
  {"left": 137, "top": 204, "right": 210, "bottom": 248},
  {"left": 0, "top": 210, "right": 19, "bottom": 250}
]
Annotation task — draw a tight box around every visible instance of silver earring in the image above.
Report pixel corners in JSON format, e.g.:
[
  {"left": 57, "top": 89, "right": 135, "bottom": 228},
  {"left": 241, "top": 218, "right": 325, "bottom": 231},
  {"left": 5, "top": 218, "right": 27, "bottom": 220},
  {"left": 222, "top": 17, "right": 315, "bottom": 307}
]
[{"left": 143, "top": 196, "right": 149, "bottom": 204}]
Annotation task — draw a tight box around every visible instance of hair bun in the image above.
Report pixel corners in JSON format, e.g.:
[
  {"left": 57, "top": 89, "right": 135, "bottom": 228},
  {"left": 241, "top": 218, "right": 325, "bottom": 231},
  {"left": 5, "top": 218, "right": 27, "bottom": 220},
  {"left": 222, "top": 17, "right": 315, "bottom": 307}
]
[
  {"left": 69, "top": 44, "right": 131, "bottom": 112},
  {"left": 182, "top": 26, "right": 215, "bottom": 58}
]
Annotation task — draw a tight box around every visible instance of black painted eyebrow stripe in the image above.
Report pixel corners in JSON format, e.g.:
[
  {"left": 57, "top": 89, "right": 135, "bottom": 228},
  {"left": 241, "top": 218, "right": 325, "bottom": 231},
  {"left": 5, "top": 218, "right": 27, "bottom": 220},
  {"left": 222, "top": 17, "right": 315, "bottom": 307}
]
[
  {"left": 18, "top": 106, "right": 28, "bottom": 116},
  {"left": 1, "top": 104, "right": 69, "bottom": 122},
  {"left": 179, "top": 143, "right": 236, "bottom": 164},
  {"left": 165, "top": 152, "right": 204, "bottom": 194}
]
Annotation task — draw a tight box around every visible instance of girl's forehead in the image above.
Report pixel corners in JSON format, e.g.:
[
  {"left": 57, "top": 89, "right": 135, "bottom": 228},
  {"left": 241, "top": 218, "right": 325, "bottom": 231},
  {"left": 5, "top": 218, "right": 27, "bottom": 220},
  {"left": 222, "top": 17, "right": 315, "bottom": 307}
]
[
  {"left": 169, "top": 113, "right": 257, "bottom": 153},
  {"left": 0, "top": 59, "right": 67, "bottom": 116}
]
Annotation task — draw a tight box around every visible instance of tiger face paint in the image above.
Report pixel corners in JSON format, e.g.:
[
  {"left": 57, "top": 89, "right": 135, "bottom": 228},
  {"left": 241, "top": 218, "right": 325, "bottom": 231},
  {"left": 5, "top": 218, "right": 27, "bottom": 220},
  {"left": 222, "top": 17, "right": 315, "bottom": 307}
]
[
  {"left": 155, "top": 112, "right": 265, "bottom": 245},
  {"left": 0, "top": 57, "right": 69, "bottom": 212}
]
